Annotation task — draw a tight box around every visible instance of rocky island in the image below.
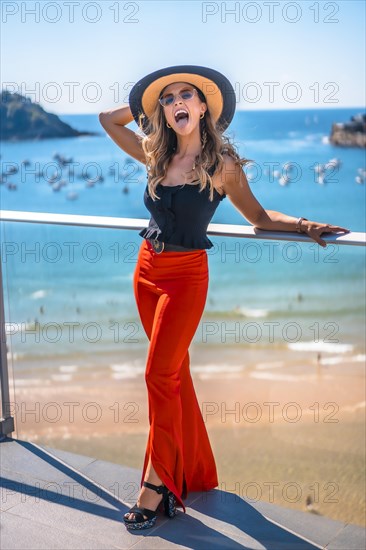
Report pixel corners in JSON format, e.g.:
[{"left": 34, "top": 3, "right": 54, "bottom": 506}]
[
  {"left": 0, "top": 91, "right": 100, "bottom": 141},
  {"left": 329, "top": 112, "right": 366, "bottom": 148}
]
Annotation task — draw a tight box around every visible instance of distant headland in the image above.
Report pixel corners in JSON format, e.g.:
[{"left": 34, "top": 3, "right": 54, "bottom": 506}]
[
  {"left": 0, "top": 91, "right": 100, "bottom": 141},
  {"left": 329, "top": 112, "right": 366, "bottom": 148}
]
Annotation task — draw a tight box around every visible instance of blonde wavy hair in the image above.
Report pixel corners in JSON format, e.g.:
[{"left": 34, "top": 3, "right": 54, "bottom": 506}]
[{"left": 138, "top": 85, "right": 249, "bottom": 202}]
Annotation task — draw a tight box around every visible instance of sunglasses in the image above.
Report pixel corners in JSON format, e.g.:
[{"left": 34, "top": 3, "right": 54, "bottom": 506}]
[{"left": 158, "top": 88, "right": 198, "bottom": 107}]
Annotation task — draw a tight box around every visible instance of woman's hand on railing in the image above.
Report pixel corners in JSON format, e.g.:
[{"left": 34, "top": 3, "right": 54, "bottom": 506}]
[{"left": 301, "top": 220, "right": 351, "bottom": 248}]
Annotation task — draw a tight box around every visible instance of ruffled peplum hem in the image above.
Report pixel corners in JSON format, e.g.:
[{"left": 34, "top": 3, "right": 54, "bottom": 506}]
[
  {"left": 166, "top": 231, "right": 214, "bottom": 249},
  {"left": 139, "top": 228, "right": 213, "bottom": 249}
]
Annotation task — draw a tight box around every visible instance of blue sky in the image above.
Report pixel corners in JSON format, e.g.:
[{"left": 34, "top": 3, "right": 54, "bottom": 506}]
[{"left": 1, "top": 0, "right": 365, "bottom": 113}]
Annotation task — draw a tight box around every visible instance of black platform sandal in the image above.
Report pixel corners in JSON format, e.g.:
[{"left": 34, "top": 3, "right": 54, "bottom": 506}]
[{"left": 123, "top": 480, "right": 177, "bottom": 530}]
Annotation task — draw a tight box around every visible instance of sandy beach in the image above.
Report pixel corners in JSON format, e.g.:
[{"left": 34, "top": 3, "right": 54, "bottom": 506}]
[{"left": 7, "top": 342, "right": 365, "bottom": 527}]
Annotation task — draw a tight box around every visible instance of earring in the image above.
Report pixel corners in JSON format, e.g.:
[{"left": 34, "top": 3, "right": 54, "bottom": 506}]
[
  {"left": 166, "top": 122, "right": 171, "bottom": 128},
  {"left": 200, "top": 113, "right": 205, "bottom": 119}
]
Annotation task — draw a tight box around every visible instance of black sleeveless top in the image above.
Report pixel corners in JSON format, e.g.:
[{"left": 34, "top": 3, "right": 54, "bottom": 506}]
[{"left": 139, "top": 163, "right": 226, "bottom": 249}]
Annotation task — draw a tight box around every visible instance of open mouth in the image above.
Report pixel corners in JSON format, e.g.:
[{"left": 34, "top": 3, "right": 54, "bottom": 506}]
[{"left": 174, "top": 109, "right": 189, "bottom": 127}]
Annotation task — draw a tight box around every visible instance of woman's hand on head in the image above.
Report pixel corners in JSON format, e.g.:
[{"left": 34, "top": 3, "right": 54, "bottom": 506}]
[{"left": 99, "top": 106, "right": 146, "bottom": 165}]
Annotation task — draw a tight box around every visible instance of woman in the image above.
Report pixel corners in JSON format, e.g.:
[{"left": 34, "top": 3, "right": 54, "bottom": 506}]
[{"left": 99, "top": 65, "right": 350, "bottom": 530}]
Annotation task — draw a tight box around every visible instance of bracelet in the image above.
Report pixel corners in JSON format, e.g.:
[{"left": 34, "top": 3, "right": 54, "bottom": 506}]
[{"left": 296, "top": 217, "right": 308, "bottom": 233}]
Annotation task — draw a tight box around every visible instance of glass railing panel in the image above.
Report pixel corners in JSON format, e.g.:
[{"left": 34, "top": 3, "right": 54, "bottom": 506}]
[
  {"left": 1, "top": 220, "right": 365, "bottom": 526},
  {"left": 1, "top": 222, "right": 147, "bottom": 446},
  {"left": 198, "top": 235, "right": 365, "bottom": 527}
]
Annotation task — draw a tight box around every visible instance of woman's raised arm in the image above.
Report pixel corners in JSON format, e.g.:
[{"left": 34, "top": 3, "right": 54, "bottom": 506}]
[{"left": 99, "top": 105, "right": 146, "bottom": 164}]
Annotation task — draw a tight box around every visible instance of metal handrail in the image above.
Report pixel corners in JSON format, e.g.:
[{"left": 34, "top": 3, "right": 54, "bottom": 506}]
[
  {"left": 0, "top": 210, "right": 365, "bottom": 436},
  {"left": 1, "top": 210, "right": 365, "bottom": 246}
]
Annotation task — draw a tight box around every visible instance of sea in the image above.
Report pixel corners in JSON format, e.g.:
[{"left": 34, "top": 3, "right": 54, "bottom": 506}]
[{"left": 1, "top": 108, "right": 365, "bottom": 377}]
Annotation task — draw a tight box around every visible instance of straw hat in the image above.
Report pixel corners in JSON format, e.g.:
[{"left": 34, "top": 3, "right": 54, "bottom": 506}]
[{"left": 129, "top": 65, "right": 236, "bottom": 133}]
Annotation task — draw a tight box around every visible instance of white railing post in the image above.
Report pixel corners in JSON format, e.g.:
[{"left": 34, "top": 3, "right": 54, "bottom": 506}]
[{"left": 0, "top": 254, "right": 15, "bottom": 437}]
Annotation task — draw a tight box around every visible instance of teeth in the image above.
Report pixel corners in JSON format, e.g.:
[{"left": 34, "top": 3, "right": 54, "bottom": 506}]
[{"left": 175, "top": 109, "right": 188, "bottom": 117}]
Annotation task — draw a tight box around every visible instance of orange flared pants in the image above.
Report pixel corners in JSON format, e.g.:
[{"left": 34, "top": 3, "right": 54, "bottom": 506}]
[{"left": 133, "top": 239, "right": 218, "bottom": 512}]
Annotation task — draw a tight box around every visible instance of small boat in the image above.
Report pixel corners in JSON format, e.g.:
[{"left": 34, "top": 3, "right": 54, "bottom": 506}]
[{"left": 66, "top": 191, "right": 79, "bottom": 200}]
